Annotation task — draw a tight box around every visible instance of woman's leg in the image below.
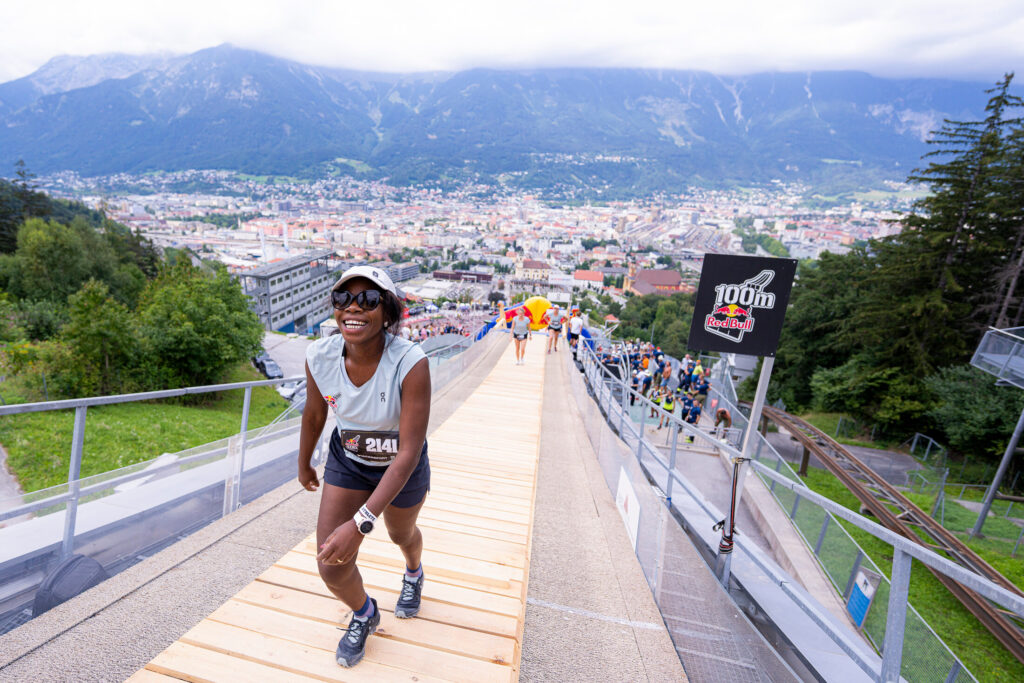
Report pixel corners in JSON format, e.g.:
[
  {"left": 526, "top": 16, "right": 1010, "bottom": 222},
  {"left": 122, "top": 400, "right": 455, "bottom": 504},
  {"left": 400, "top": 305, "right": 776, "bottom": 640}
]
[
  {"left": 383, "top": 497, "right": 427, "bottom": 572},
  {"left": 317, "top": 484, "right": 372, "bottom": 610}
]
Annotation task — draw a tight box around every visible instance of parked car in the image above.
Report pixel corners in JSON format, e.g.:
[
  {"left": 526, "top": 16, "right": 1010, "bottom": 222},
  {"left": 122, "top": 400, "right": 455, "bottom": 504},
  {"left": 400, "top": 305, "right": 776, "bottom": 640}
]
[
  {"left": 276, "top": 380, "right": 306, "bottom": 402},
  {"left": 252, "top": 350, "right": 272, "bottom": 373},
  {"left": 261, "top": 359, "right": 284, "bottom": 380}
]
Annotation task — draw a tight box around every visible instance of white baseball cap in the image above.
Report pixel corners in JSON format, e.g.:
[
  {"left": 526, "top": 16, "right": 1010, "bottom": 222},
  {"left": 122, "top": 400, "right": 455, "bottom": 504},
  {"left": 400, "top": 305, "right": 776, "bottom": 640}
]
[{"left": 332, "top": 265, "right": 398, "bottom": 296}]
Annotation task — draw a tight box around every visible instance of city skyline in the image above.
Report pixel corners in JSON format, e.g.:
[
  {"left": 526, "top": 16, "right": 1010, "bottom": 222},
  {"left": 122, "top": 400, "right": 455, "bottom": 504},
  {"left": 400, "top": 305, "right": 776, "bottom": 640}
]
[{"left": 1, "top": 0, "right": 1022, "bottom": 83}]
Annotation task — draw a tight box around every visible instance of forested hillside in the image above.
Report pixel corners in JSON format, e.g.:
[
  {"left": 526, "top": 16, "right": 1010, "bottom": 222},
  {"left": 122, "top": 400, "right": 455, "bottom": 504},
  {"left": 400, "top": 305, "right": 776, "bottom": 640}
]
[{"left": 0, "top": 172, "right": 264, "bottom": 399}]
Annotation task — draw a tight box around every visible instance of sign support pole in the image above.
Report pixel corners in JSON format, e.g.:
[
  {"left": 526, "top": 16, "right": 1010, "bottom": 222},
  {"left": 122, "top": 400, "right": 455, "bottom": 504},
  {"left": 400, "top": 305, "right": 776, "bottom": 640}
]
[
  {"left": 970, "top": 404, "right": 1024, "bottom": 538},
  {"left": 717, "top": 355, "right": 774, "bottom": 586}
]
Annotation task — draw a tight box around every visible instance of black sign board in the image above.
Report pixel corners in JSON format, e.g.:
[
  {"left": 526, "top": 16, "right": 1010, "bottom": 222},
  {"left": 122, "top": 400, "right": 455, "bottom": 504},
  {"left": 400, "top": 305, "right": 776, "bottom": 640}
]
[{"left": 687, "top": 254, "right": 797, "bottom": 357}]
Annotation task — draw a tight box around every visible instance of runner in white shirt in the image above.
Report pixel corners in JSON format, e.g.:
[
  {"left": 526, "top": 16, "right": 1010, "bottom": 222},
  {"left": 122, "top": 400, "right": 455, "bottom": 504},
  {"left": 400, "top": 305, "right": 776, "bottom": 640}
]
[
  {"left": 567, "top": 309, "right": 584, "bottom": 351},
  {"left": 297, "top": 266, "right": 431, "bottom": 669}
]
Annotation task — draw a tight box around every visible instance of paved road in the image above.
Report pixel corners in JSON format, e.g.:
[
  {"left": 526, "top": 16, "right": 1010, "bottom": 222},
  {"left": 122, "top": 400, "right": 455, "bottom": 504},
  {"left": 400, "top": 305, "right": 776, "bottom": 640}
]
[
  {"left": 766, "top": 427, "right": 922, "bottom": 486},
  {"left": 261, "top": 332, "right": 313, "bottom": 380},
  {"left": 0, "top": 445, "right": 29, "bottom": 526}
]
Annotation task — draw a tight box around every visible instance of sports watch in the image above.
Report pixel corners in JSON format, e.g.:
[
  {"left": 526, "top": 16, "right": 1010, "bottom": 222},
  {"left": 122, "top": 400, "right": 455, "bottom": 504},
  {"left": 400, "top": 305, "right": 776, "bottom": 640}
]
[{"left": 353, "top": 505, "right": 376, "bottom": 535}]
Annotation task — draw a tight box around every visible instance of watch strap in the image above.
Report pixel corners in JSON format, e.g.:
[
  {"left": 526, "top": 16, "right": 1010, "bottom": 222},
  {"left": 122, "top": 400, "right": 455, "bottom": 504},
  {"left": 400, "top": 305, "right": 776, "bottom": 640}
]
[{"left": 353, "top": 505, "right": 376, "bottom": 535}]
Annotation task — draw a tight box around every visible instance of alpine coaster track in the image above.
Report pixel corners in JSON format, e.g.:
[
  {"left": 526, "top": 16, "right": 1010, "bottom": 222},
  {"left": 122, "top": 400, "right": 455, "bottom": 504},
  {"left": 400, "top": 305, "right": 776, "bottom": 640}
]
[{"left": 753, "top": 403, "right": 1024, "bottom": 666}]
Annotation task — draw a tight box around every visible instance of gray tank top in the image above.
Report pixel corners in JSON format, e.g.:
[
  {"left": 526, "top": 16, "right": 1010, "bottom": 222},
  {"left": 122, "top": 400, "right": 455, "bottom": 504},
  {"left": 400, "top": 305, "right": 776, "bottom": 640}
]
[
  {"left": 306, "top": 334, "right": 427, "bottom": 465},
  {"left": 512, "top": 316, "right": 530, "bottom": 334}
]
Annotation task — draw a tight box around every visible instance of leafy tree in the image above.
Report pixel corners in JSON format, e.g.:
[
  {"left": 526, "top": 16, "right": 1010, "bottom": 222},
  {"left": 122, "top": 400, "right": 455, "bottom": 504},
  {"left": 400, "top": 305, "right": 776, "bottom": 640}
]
[
  {"left": 0, "top": 293, "right": 23, "bottom": 343},
  {"left": 614, "top": 292, "right": 695, "bottom": 352},
  {"left": 62, "top": 280, "right": 136, "bottom": 395},
  {"left": 136, "top": 263, "right": 264, "bottom": 389},
  {"left": 16, "top": 299, "right": 66, "bottom": 340},
  {"left": 924, "top": 366, "right": 1024, "bottom": 456},
  {"left": 0, "top": 174, "right": 108, "bottom": 254},
  {"left": 0, "top": 216, "right": 149, "bottom": 310},
  {"left": 3, "top": 218, "right": 91, "bottom": 303}
]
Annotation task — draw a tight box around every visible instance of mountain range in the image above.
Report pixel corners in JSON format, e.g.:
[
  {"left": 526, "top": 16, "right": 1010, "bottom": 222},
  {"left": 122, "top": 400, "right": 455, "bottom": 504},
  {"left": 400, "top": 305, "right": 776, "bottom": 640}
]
[{"left": 0, "top": 44, "right": 1011, "bottom": 194}]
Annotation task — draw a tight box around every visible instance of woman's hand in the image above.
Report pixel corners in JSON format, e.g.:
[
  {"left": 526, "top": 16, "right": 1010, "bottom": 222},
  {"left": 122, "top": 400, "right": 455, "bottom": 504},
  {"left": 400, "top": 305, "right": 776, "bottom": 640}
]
[
  {"left": 317, "top": 520, "right": 363, "bottom": 565},
  {"left": 298, "top": 463, "right": 320, "bottom": 491}
]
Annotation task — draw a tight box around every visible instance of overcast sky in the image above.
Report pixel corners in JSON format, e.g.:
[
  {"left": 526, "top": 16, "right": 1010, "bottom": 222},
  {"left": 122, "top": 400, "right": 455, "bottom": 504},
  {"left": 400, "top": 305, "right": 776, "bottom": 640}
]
[{"left": 1, "top": 0, "right": 1021, "bottom": 83}]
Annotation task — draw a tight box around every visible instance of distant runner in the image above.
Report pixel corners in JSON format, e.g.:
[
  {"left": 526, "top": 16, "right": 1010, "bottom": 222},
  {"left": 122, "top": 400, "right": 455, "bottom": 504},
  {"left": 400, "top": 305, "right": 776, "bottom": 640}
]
[
  {"left": 567, "top": 308, "right": 584, "bottom": 351},
  {"left": 544, "top": 304, "right": 565, "bottom": 354},
  {"left": 510, "top": 306, "right": 531, "bottom": 365}
]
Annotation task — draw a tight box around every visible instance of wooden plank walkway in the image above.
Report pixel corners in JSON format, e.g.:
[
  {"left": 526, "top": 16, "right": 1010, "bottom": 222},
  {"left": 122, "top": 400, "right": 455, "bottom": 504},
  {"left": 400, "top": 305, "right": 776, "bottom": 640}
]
[{"left": 130, "top": 341, "right": 544, "bottom": 682}]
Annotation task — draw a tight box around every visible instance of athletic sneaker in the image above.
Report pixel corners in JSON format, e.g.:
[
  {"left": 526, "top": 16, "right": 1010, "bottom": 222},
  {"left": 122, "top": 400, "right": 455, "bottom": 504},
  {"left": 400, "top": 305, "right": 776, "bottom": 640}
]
[
  {"left": 336, "top": 598, "right": 379, "bottom": 668},
  {"left": 395, "top": 573, "right": 424, "bottom": 618}
]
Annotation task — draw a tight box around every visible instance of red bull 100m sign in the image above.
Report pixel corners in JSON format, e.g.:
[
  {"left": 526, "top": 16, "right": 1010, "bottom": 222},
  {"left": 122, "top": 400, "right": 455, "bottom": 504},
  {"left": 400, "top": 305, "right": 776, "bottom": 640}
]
[{"left": 687, "top": 255, "right": 796, "bottom": 357}]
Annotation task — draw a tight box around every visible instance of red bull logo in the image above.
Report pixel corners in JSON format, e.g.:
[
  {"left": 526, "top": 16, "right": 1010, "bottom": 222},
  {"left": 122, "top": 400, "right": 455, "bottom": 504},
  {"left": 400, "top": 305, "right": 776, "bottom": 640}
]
[
  {"left": 344, "top": 435, "right": 360, "bottom": 453},
  {"left": 703, "top": 270, "right": 775, "bottom": 343},
  {"left": 712, "top": 304, "right": 749, "bottom": 318}
]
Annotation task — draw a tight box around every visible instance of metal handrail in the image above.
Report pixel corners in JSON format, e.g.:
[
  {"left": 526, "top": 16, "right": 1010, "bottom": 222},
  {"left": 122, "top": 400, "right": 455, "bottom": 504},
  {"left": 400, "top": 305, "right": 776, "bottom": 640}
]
[
  {"left": 0, "top": 376, "right": 304, "bottom": 416},
  {"left": 575, "top": 342, "right": 1015, "bottom": 681}
]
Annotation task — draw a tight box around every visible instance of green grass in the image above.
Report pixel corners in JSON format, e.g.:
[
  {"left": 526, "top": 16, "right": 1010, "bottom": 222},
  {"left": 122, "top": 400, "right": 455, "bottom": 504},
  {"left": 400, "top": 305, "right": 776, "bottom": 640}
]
[
  {"left": 0, "top": 364, "right": 290, "bottom": 493},
  {"left": 800, "top": 412, "right": 900, "bottom": 450},
  {"left": 799, "top": 468, "right": 1024, "bottom": 682}
]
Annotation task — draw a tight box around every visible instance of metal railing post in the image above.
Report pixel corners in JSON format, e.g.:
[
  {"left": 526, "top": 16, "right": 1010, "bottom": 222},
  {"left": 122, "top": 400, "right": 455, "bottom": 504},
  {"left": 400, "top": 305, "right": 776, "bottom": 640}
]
[
  {"left": 666, "top": 421, "right": 679, "bottom": 504},
  {"left": 844, "top": 551, "right": 863, "bottom": 599},
  {"left": 770, "top": 455, "right": 782, "bottom": 492},
  {"left": 637, "top": 397, "right": 647, "bottom": 456},
  {"left": 814, "top": 515, "right": 830, "bottom": 556},
  {"left": 619, "top": 387, "right": 628, "bottom": 434},
  {"left": 789, "top": 494, "right": 801, "bottom": 520},
  {"left": 880, "top": 548, "right": 913, "bottom": 682},
  {"left": 944, "top": 660, "right": 962, "bottom": 683},
  {"left": 227, "top": 386, "right": 253, "bottom": 513},
  {"left": 931, "top": 468, "right": 948, "bottom": 518},
  {"left": 61, "top": 406, "right": 88, "bottom": 559}
]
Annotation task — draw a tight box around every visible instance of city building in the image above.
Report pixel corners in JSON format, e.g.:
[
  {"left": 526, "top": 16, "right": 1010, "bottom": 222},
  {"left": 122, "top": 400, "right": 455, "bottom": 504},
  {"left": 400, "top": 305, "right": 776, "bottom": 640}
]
[
  {"left": 386, "top": 262, "right": 421, "bottom": 283},
  {"left": 573, "top": 269, "right": 605, "bottom": 291},
  {"left": 517, "top": 258, "right": 552, "bottom": 283},
  {"left": 623, "top": 264, "right": 684, "bottom": 296},
  {"left": 433, "top": 270, "right": 494, "bottom": 283},
  {"left": 239, "top": 249, "right": 340, "bottom": 334}
]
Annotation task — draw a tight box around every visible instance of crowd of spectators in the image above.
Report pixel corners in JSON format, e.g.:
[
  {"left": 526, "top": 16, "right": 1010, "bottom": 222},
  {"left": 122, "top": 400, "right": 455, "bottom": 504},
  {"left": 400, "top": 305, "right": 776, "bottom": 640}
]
[
  {"left": 401, "top": 311, "right": 494, "bottom": 342},
  {"left": 592, "top": 341, "right": 732, "bottom": 442}
]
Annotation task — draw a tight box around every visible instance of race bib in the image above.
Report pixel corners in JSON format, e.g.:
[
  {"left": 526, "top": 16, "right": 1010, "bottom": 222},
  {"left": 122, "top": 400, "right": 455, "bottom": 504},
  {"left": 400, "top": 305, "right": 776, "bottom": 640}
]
[{"left": 341, "top": 430, "right": 400, "bottom": 464}]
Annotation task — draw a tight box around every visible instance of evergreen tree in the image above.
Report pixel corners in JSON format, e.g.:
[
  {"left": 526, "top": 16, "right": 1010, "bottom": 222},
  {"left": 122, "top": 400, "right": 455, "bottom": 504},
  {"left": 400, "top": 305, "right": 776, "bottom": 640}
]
[
  {"left": 772, "top": 75, "right": 1024, "bottom": 432},
  {"left": 903, "top": 73, "right": 1022, "bottom": 337}
]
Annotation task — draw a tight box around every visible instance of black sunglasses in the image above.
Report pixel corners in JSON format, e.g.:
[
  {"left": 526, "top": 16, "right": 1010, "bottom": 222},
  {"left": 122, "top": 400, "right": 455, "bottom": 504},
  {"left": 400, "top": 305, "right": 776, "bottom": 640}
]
[{"left": 332, "top": 289, "right": 383, "bottom": 311}]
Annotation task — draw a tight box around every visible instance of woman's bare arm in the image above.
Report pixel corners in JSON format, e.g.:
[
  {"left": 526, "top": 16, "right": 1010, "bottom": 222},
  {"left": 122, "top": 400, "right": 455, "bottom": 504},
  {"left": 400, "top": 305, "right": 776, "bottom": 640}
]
[
  {"left": 362, "top": 357, "right": 431, "bottom": 517},
  {"left": 298, "top": 360, "right": 328, "bottom": 490}
]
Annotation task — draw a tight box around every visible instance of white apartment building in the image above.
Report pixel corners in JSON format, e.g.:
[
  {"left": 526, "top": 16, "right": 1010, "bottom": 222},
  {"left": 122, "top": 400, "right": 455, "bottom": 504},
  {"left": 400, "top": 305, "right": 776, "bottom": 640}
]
[{"left": 240, "top": 249, "right": 341, "bottom": 334}]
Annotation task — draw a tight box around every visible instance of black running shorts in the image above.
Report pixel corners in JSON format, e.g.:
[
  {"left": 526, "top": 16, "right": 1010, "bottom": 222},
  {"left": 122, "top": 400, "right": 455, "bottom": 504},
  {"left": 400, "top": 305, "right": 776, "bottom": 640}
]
[{"left": 324, "top": 429, "right": 430, "bottom": 508}]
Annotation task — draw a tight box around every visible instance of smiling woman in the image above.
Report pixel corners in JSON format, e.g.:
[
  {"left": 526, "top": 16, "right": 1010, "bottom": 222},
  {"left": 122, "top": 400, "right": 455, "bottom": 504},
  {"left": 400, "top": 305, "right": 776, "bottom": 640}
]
[{"left": 295, "top": 265, "right": 431, "bottom": 669}]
